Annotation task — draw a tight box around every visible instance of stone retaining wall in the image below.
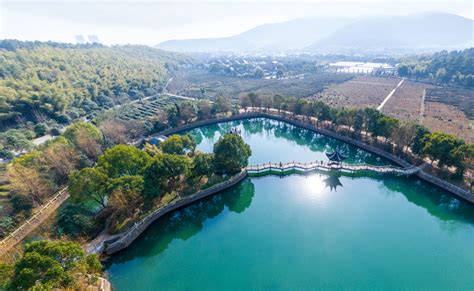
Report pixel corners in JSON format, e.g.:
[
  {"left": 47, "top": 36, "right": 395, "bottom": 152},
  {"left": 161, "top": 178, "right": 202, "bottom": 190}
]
[
  {"left": 105, "top": 171, "right": 248, "bottom": 255},
  {"left": 104, "top": 111, "right": 472, "bottom": 255},
  {"left": 154, "top": 111, "right": 473, "bottom": 203}
]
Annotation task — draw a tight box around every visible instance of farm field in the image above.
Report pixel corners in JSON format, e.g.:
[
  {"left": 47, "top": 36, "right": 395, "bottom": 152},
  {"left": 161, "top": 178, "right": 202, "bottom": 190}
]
[
  {"left": 381, "top": 81, "right": 431, "bottom": 121},
  {"left": 425, "top": 88, "right": 474, "bottom": 119},
  {"left": 111, "top": 95, "right": 183, "bottom": 122},
  {"left": 168, "top": 69, "right": 352, "bottom": 100},
  {"left": 423, "top": 101, "right": 473, "bottom": 143},
  {"left": 313, "top": 76, "right": 400, "bottom": 109}
]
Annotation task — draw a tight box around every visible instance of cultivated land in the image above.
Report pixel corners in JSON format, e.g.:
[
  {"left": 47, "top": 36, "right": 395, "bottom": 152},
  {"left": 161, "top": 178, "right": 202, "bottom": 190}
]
[
  {"left": 423, "top": 102, "right": 474, "bottom": 143},
  {"left": 111, "top": 95, "right": 182, "bottom": 122},
  {"left": 421, "top": 87, "right": 473, "bottom": 143},
  {"left": 425, "top": 87, "right": 474, "bottom": 119},
  {"left": 312, "top": 76, "right": 473, "bottom": 143},
  {"left": 381, "top": 81, "right": 432, "bottom": 121},
  {"left": 313, "top": 76, "right": 400, "bottom": 109},
  {"left": 168, "top": 69, "right": 352, "bottom": 100}
]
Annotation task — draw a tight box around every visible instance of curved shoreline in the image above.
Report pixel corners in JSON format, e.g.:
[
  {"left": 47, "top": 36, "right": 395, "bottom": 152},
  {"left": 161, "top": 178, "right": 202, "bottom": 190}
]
[
  {"left": 153, "top": 111, "right": 473, "bottom": 203},
  {"left": 101, "top": 112, "right": 472, "bottom": 255},
  {"left": 103, "top": 171, "right": 248, "bottom": 255}
]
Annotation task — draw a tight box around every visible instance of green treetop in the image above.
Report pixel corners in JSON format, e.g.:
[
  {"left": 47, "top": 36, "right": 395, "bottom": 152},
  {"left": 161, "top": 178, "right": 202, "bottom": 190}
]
[{"left": 213, "top": 133, "right": 251, "bottom": 174}]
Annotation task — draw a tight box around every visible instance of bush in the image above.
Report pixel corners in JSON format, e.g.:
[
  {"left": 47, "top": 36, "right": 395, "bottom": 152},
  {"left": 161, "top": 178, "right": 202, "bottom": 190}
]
[
  {"left": 0, "top": 217, "right": 15, "bottom": 236},
  {"left": 55, "top": 114, "right": 70, "bottom": 124},
  {"left": 50, "top": 127, "right": 62, "bottom": 136},
  {"left": 11, "top": 194, "right": 33, "bottom": 216},
  {"left": 34, "top": 123, "right": 48, "bottom": 137},
  {"left": 57, "top": 204, "right": 98, "bottom": 238}
]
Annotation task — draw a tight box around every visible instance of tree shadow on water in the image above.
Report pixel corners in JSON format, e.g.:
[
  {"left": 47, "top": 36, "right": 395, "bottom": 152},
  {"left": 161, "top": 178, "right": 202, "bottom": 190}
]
[
  {"left": 382, "top": 176, "right": 474, "bottom": 225},
  {"left": 107, "top": 179, "right": 255, "bottom": 264}
]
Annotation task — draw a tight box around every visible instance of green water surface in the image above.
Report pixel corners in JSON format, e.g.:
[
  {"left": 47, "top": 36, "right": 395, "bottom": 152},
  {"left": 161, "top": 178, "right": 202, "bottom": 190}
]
[{"left": 106, "top": 118, "right": 474, "bottom": 290}]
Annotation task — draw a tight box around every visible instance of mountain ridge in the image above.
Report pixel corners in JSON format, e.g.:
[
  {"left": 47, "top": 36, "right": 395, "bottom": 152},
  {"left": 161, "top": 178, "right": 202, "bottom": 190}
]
[{"left": 156, "top": 12, "right": 474, "bottom": 53}]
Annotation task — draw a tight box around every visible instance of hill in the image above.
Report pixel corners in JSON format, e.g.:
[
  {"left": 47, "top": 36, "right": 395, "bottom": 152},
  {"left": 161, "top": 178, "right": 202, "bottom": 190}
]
[
  {"left": 157, "top": 18, "right": 351, "bottom": 52},
  {"left": 0, "top": 40, "right": 190, "bottom": 131},
  {"left": 306, "top": 13, "right": 474, "bottom": 53},
  {"left": 157, "top": 13, "right": 473, "bottom": 53}
]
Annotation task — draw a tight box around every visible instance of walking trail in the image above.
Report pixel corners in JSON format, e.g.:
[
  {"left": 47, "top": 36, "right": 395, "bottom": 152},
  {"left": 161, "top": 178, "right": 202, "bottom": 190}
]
[
  {"left": 0, "top": 188, "right": 69, "bottom": 257},
  {"left": 377, "top": 78, "right": 405, "bottom": 111}
]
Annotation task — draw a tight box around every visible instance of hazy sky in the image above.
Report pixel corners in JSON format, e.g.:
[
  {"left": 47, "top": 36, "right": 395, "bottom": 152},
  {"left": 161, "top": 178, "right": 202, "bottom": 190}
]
[{"left": 1, "top": 0, "right": 472, "bottom": 45}]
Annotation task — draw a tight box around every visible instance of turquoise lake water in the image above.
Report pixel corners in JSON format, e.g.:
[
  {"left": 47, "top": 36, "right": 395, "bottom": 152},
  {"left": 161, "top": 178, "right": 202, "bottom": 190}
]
[{"left": 106, "top": 118, "right": 474, "bottom": 290}]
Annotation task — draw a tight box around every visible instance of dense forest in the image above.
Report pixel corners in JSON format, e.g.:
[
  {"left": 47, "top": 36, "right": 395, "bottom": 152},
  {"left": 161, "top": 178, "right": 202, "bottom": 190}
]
[
  {"left": 397, "top": 48, "right": 473, "bottom": 88},
  {"left": 0, "top": 40, "right": 189, "bottom": 131}
]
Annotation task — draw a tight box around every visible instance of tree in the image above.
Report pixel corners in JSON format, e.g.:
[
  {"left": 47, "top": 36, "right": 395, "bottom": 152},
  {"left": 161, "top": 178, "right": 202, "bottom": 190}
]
[
  {"left": 353, "top": 109, "right": 365, "bottom": 134},
  {"left": 143, "top": 154, "right": 190, "bottom": 199},
  {"left": 143, "top": 157, "right": 166, "bottom": 200},
  {"left": 261, "top": 95, "right": 273, "bottom": 111},
  {"left": 150, "top": 110, "right": 169, "bottom": 133},
  {"left": 57, "top": 204, "right": 98, "bottom": 238},
  {"left": 276, "top": 69, "right": 284, "bottom": 79},
  {"left": 0, "top": 217, "right": 14, "bottom": 237},
  {"left": 41, "top": 137, "right": 80, "bottom": 182},
  {"left": 97, "top": 145, "right": 152, "bottom": 178},
  {"left": 377, "top": 116, "right": 399, "bottom": 142},
  {"left": 179, "top": 101, "right": 197, "bottom": 123},
  {"left": 69, "top": 168, "right": 108, "bottom": 208},
  {"left": 213, "top": 134, "right": 251, "bottom": 174},
  {"left": 0, "top": 129, "right": 34, "bottom": 152},
  {"left": 273, "top": 94, "right": 285, "bottom": 112},
  {"left": 108, "top": 175, "right": 144, "bottom": 194},
  {"left": 422, "top": 132, "right": 465, "bottom": 167},
  {"left": 451, "top": 144, "right": 474, "bottom": 176},
  {"left": 99, "top": 119, "right": 129, "bottom": 145},
  {"left": 392, "top": 121, "right": 416, "bottom": 153},
  {"left": 294, "top": 99, "right": 308, "bottom": 116},
  {"left": 191, "top": 152, "right": 214, "bottom": 179},
  {"left": 108, "top": 188, "right": 143, "bottom": 231},
  {"left": 9, "top": 240, "right": 102, "bottom": 290},
  {"left": 165, "top": 104, "right": 180, "bottom": 127},
  {"left": 214, "top": 96, "right": 232, "bottom": 113},
  {"left": 160, "top": 134, "right": 195, "bottom": 155},
  {"left": 34, "top": 123, "right": 48, "bottom": 137},
  {"left": 239, "top": 95, "right": 251, "bottom": 111},
  {"left": 254, "top": 68, "right": 264, "bottom": 79},
  {"left": 0, "top": 263, "right": 13, "bottom": 289},
  {"left": 248, "top": 92, "right": 258, "bottom": 108},
  {"left": 197, "top": 100, "right": 212, "bottom": 120},
  {"left": 10, "top": 194, "right": 33, "bottom": 217},
  {"left": 159, "top": 154, "right": 191, "bottom": 190},
  {"left": 317, "top": 103, "right": 332, "bottom": 122},
  {"left": 8, "top": 163, "right": 51, "bottom": 205},
  {"left": 411, "top": 125, "right": 430, "bottom": 155},
  {"left": 63, "top": 122, "right": 103, "bottom": 160}
]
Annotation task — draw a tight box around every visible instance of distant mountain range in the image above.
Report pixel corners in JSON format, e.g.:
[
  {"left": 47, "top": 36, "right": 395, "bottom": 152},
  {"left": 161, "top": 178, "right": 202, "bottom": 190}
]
[{"left": 156, "top": 13, "right": 474, "bottom": 54}]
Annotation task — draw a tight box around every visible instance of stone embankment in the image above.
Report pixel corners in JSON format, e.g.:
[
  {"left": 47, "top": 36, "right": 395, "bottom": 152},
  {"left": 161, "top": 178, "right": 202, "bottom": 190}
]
[
  {"left": 150, "top": 111, "right": 473, "bottom": 203},
  {"left": 103, "top": 171, "right": 248, "bottom": 255}
]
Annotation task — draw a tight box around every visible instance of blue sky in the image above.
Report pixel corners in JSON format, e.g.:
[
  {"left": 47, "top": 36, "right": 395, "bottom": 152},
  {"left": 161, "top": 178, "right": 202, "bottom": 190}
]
[{"left": 1, "top": 0, "right": 472, "bottom": 45}]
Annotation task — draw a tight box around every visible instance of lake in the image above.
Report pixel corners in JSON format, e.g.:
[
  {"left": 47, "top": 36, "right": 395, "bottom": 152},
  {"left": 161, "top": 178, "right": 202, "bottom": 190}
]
[{"left": 106, "top": 118, "right": 474, "bottom": 290}]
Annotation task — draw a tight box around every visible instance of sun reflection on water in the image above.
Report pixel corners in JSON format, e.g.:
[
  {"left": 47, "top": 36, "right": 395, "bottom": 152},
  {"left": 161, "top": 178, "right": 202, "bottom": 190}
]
[{"left": 304, "top": 174, "right": 326, "bottom": 198}]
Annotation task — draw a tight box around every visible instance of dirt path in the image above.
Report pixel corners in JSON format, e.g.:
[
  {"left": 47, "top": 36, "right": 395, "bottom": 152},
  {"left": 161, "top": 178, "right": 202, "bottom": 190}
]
[
  {"left": 419, "top": 88, "right": 426, "bottom": 124},
  {"left": 377, "top": 78, "right": 405, "bottom": 111},
  {"left": 0, "top": 188, "right": 69, "bottom": 256}
]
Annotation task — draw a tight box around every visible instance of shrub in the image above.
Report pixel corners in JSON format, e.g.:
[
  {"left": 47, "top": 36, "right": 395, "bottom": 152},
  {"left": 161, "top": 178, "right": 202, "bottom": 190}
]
[
  {"left": 57, "top": 204, "right": 98, "bottom": 238},
  {"left": 34, "top": 123, "right": 48, "bottom": 137}
]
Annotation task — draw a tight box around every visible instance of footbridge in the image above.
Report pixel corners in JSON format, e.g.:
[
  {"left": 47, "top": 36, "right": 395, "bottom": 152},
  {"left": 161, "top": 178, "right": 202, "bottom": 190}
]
[{"left": 246, "top": 161, "right": 421, "bottom": 177}]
